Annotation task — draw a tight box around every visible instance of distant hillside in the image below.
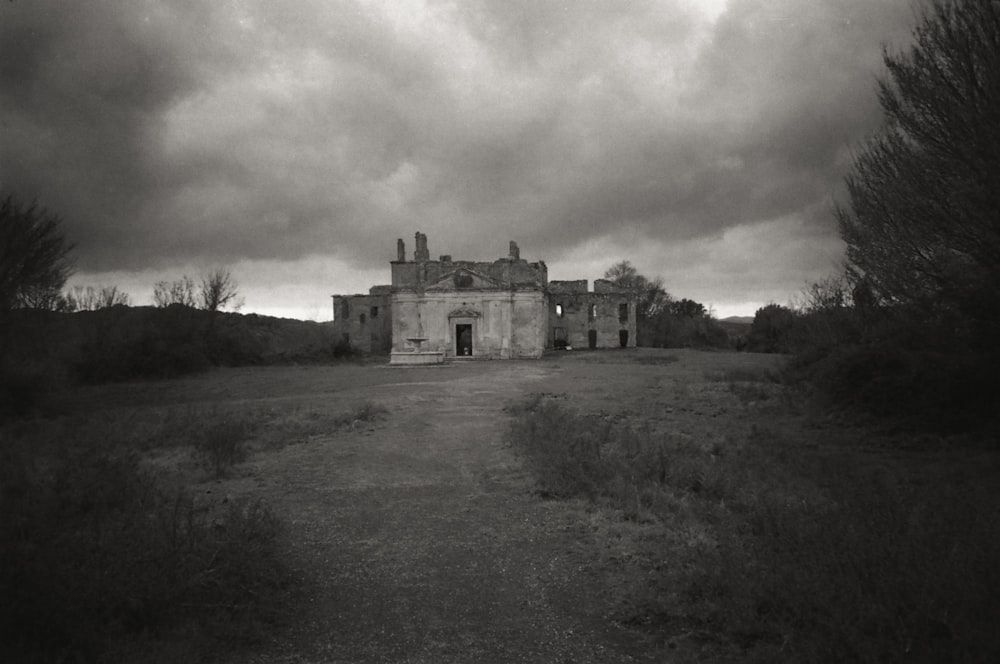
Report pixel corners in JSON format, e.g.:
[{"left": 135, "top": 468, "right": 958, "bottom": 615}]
[{"left": 721, "top": 316, "right": 754, "bottom": 325}]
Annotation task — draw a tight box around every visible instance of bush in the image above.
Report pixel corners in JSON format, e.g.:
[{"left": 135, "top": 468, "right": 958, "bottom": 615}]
[
  {"left": 0, "top": 432, "right": 288, "bottom": 662},
  {"left": 793, "top": 344, "right": 1000, "bottom": 434},
  {"left": 73, "top": 306, "right": 211, "bottom": 383},
  {"left": 328, "top": 400, "right": 389, "bottom": 430},
  {"left": 332, "top": 335, "right": 355, "bottom": 358},
  {"left": 197, "top": 413, "right": 255, "bottom": 477},
  {"left": 506, "top": 398, "right": 615, "bottom": 499},
  {"left": 748, "top": 304, "right": 796, "bottom": 353}
]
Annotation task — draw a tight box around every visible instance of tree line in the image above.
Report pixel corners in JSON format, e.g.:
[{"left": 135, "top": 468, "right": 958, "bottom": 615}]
[{"left": 0, "top": 194, "right": 241, "bottom": 315}]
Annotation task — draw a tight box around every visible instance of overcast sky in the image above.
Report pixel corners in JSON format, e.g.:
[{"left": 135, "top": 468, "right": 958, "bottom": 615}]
[{"left": 1, "top": 0, "right": 919, "bottom": 319}]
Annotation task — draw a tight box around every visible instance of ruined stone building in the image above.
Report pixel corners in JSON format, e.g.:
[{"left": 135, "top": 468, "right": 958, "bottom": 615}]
[{"left": 331, "top": 233, "right": 636, "bottom": 363}]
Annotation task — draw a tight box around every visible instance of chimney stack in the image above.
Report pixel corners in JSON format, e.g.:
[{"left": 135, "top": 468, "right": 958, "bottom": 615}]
[
  {"left": 414, "top": 232, "right": 430, "bottom": 262},
  {"left": 396, "top": 238, "right": 405, "bottom": 262}
]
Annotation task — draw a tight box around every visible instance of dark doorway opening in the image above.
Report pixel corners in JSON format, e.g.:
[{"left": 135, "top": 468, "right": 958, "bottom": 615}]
[
  {"left": 619, "top": 329, "right": 629, "bottom": 347},
  {"left": 588, "top": 329, "right": 597, "bottom": 349},
  {"left": 553, "top": 327, "right": 567, "bottom": 350},
  {"left": 456, "top": 324, "right": 473, "bottom": 356}
]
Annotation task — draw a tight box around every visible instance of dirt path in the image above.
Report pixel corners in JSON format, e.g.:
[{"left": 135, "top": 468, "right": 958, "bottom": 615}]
[{"left": 221, "top": 361, "right": 656, "bottom": 663}]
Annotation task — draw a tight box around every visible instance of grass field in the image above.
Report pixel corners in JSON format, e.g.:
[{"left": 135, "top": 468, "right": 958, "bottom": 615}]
[{"left": 3, "top": 348, "right": 998, "bottom": 662}]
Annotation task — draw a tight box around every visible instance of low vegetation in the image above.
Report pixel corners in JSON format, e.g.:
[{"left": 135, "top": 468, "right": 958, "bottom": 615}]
[
  {"left": 506, "top": 378, "right": 1000, "bottom": 662},
  {"left": 0, "top": 305, "right": 344, "bottom": 403},
  {"left": 744, "top": 295, "right": 1000, "bottom": 436},
  {"left": 0, "top": 392, "right": 389, "bottom": 662},
  {"left": 0, "top": 427, "right": 287, "bottom": 662}
]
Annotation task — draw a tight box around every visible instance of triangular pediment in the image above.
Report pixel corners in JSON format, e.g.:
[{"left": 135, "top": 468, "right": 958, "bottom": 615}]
[{"left": 426, "top": 267, "right": 503, "bottom": 291}]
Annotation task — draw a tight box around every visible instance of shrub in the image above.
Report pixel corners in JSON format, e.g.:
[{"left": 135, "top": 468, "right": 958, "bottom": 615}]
[
  {"left": 793, "top": 344, "right": 1000, "bottom": 434},
  {"left": 332, "top": 335, "right": 355, "bottom": 358},
  {"left": 333, "top": 400, "right": 389, "bottom": 429},
  {"left": 73, "top": 306, "right": 211, "bottom": 383},
  {"left": 0, "top": 432, "right": 288, "bottom": 662},
  {"left": 506, "top": 399, "right": 616, "bottom": 499},
  {"left": 197, "top": 413, "right": 255, "bottom": 477},
  {"left": 748, "top": 304, "right": 796, "bottom": 353}
]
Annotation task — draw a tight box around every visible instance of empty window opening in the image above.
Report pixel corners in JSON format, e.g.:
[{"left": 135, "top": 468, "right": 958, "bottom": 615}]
[
  {"left": 340, "top": 300, "right": 350, "bottom": 320},
  {"left": 588, "top": 329, "right": 597, "bottom": 349},
  {"left": 456, "top": 324, "right": 473, "bottom": 356},
  {"left": 359, "top": 313, "right": 367, "bottom": 325},
  {"left": 619, "top": 329, "right": 629, "bottom": 347},
  {"left": 555, "top": 303, "right": 564, "bottom": 318},
  {"left": 588, "top": 303, "right": 597, "bottom": 321},
  {"left": 618, "top": 303, "right": 629, "bottom": 323},
  {"left": 371, "top": 306, "right": 378, "bottom": 318}
]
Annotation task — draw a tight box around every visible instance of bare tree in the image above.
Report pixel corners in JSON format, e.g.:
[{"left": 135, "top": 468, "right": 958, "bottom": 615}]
[
  {"left": 0, "top": 195, "right": 74, "bottom": 312},
  {"left": 66, "top": 285, "right": 131, "bottom": 311},
  {"left": 198, "top": 268, "right": 242, "bottom": 312},
  {"left": 153, "top": 276, "right": 196, "bottom": 307},
  {"left": 837, "top": 0, "right": 1000, "bottom": 342},
  {"left": 792, "top": 276, "right": 851, "bottom": 315}
]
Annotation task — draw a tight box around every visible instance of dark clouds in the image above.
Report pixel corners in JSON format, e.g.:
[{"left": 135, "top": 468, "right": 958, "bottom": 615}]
[{"left": 0, "top": 0, "right": 918, "bottom": 315}]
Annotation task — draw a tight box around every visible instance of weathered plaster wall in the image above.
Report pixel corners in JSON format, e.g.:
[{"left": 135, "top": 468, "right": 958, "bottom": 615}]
[
  {"left": 330, "top": 287, "right": 392, "bottom": 353},
  {"left": 392, "top": 290, "right": 546, "bottom": 359}
]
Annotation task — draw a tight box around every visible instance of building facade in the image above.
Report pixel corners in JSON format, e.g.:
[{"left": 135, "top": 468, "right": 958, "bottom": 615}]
[
  {"left": 549, "top": 279, "right": 638, "bottom": 350},
  {"left": 331, "top": 233, "right": 637, "bottom": 361},
  {"left": 329, "top": 286, "right": 392, "bottom": 353}
]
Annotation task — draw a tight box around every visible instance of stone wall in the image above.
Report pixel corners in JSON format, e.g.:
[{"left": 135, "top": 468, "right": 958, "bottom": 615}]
[
  {"left": 391, "top": 290, "right": 547, "bottom": 359},
  {"left": 548, "top": 281, "right": 636, "bottom": 350},
  {"left": 391, "top": 234, "right": 547, "bottom": 291},
  {"left": 330, "top": 287, "right": 392, "bottom": 353}
]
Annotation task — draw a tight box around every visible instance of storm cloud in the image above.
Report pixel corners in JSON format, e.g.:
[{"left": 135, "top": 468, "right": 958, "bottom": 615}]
[{"left": 0, "top": 0, "right": 917, "bottom": 317}]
